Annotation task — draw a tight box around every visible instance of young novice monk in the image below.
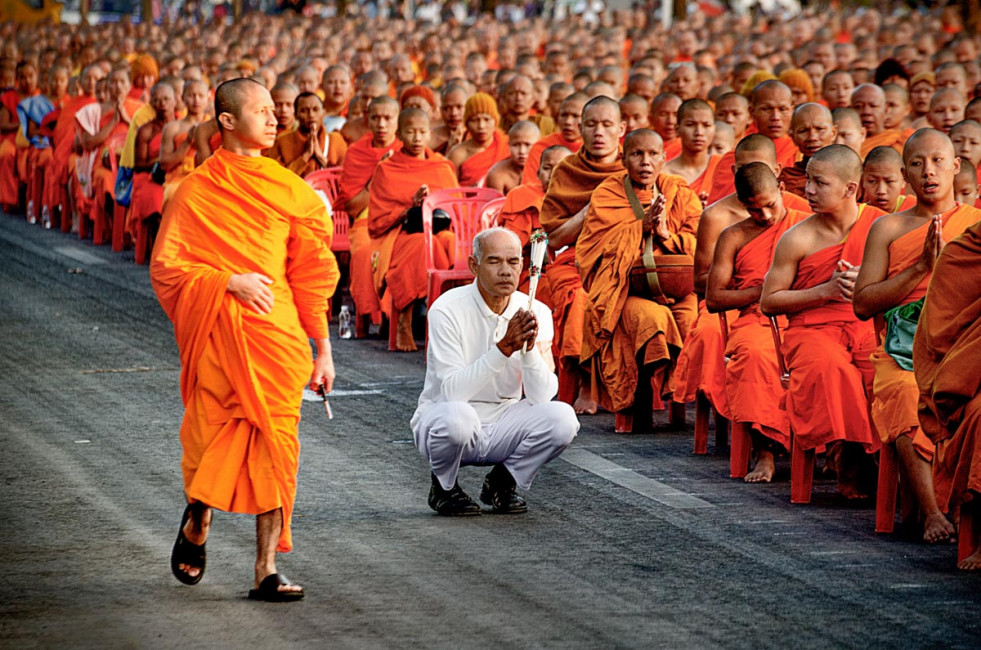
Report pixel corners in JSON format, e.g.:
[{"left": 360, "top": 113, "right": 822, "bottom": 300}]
[
  {"left": 709, "top": 122, "right": 735, "bottom": 157},
  {"left": 664, "top": 98, "right": 719, "bottom": 199},
  {"left": 949, "top": 119, "right": 981, "bottom": 168},
  {"left": 861, "top": 146, "right": 915, "bottom": 213},
  {"left": 448, "top": 92, "right": 509, "bottom": 186},
  {"left": 954, "top": 159, "right": 980, "bottom": 206},
  {"left": 485, "top": 120, "right": 540, "bottom": 195}
]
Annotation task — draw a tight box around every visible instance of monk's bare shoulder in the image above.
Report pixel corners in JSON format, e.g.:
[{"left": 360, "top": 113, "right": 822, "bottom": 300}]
[
  {"left": 868, "top": 208, "right": 929, "bottom": 242},
  {"left": 700, "top": 195, "right": 744, "bottom": 228}
]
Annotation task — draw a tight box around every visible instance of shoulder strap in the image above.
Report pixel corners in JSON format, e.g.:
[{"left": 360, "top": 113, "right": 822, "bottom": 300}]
[{"left": 623, "top": 175, "right": 667, "bottom": 302}]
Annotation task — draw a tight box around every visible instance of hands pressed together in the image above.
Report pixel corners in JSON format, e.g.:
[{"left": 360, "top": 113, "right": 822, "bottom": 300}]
[
  {"left": 497, "top": 309, "right": 539, "bottom": 357},
  {"left": 916, "top": 215, "right": 945, "bottom": 273},
  {"left": 828, "top": 260, "right": 859, "bottom": 302},
  {"left": 642, "top": 194, "right": 670, "bottom": 241}
]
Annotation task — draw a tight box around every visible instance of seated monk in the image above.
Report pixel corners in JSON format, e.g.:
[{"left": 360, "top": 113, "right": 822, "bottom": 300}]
[
  {"left": 128, "top": 82, "right": 176, "bottom": 247},
  {"left": 761, "top": 145, "right": 886, "bottom": 499},
  {"left": 158, "top": 79, "right": 210, "bottom": 208},
  {"left": 368, "top": 107, "right": 457, "bottom": 351},
  {"left": 664, "top": 98, "right": 721, "bottom": 200},
  {"left": 270, "top": 82, "right": 298, "bottom": 135},
  {"left": 0, "top": 60, "right": 40, "bottom": 212},
  {"left": 577, "top": 129, "right": 694, "bottom": 431},
  {"left": 192, "top": 118, "right": 223, "bottom": 167},
  {"left": 833, "top": 107, "right": 866, "bottom": 157},
  {"left": 447, "top": 93, "right": 510, "bottom": 187},
  {"left": 485, "top": 120, "right": 540, "bottom": 195},
  {"left": 540, "top": 96, "right": 626, "bottom": 414},
  {"left": 913, "top": 206, "right": 981, "bottom": 570},
  {"left": 714, "top": 92, "right": 752, "bottom": 141},
  {"left": 854, "top": 129, "right": 978, "bottom": 542},
  {"left": 521, "top": 92, "right": 585, "bottom": 185},
  {"left": 619, "top": 94, "right": 651, "bottom": 136},
  {"left": 340, "top": 75, "right": 389, "bottom": 145},
  {"left": 707, "top": 163, "right": 809, "bottom": 482},
  {"left": 499, "top": 74, "right": 555, "bottom": 135},
  {"left": 650, "top": 93, "right": 682, "bottom": 162},
  {"left": 430, "top": 85, "right": 467, "bottom": 154},
  {"left": 266, "top": 93, "right": 347, "bottom": 177},
  {"left": 926, "top": 88, "right": 966, "bottom": 135},
  {"left": 779, "top": 103, "right": 836, "bottom": 197},
  {"left": 498, "top": 144, "right": 571, "bottom": 298},
  {"left": 400, "top": 85, "right": 438, "bottom": 124},
  {"left": 707, "top": 81, "right": 799, "bottom": 205},
  {"left": 320, "top": 64, "right": 352, "bottom": 133},
  {"left": 852, "top": 84, "right": 910, "bottom": 158},
  {"left": 949, "top": 119, "right": 981, "bottom": 168},
  {"left": 954, "top": 159, "right": 980, "bottom": 206},
  {"left": 709, "top": 122, "right": 735, "bottom": 157},
  {"left": 861, "top": 146, "right": 916, "bottom": 213},
  {"left": 22, "top": 65, "right": 69, "bottom": 227},
  {"left": 337, "top": 96, "right": 402, "bottom": 336}
]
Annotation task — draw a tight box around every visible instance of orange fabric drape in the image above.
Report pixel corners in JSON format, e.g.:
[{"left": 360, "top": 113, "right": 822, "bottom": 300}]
[
  {"left": 520, "top": 132, "right": 581, "bottom": 186},
  {"left": 707, "top": 135, "right": 799, "bottom": 205},
  {"left": 859, "top": 128, "right": 910, "bottom": 159},
  {"left": 458, "top": 129, "right": 509, "bottom": 187},
  {"left": 266, "top": 129, "right": 347, "bottom": 177}
]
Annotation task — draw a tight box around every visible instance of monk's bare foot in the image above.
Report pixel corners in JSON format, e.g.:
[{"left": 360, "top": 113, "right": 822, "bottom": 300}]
[
  {"left": 573, "top": 388, "right": 597, "bottom": 415},
  {"left": 922, "top": 511, "right": 956, "bottom": 544},
  {"left": 744, "top": 451, "right": 775, "bottom": 483},
  {"left": 836, "top": 483, "right": 869, "bottom": 500},
  {"left": 395, "top": 308, "right": 417, "bottom": 352},
  {"left": 958, "top": 549, "right": 981, "bottom": 571},
  {"left": 179, "top": 504, "right": 211, "bottom": 578}
]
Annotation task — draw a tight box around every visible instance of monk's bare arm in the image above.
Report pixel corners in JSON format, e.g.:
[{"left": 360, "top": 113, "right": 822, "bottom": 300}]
[
  {"left": 760, "top": 229, "right": 838, "bottom": 316},
  {"left": 78, "top": 111, "right": 118, "bottom": 150},
  {"left": 484, "top": 163, "right": 507, "bottom": 193},
  {"left": 192, "top": 120, "right": 216, "bottom": 167},
  {"left": 158, "top": 122, "right": 191, "bottom": 170},
  {"left": 446, "top": 143, "right": 468, "bottom": 176},
  {"left": 853, "top": 217, "right": 933, "bottom": 320},
  {"left": 706, "top": 228, "right": 760, "bottom": 312},
  {"left": 547, "top": 204, "right": 588, "bottom": 248},
  {"left": 133, "top": 125, "right": 154, "bottom": 171},
  {"left": 0, "top": 106, "right": 17, "bottom": 132},
  {"left": 344, "top": 187, "right": 370, "bottom": 216},
  {"left": 694, "top": 205, "right": 728, "bottom": 294}
]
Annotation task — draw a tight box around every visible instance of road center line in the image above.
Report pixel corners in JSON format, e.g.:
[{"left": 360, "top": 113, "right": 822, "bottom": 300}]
[
  {"left": 53, "top": 246, "right": 107, "bottom": 265},
  {"left": 561, "top": 447, "right": 713, "bottom": 509}
]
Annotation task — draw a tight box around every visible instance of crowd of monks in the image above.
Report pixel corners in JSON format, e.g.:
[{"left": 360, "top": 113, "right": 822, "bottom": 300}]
[{"left": 2, "top": 4, "right": 980, "bottom": 570}]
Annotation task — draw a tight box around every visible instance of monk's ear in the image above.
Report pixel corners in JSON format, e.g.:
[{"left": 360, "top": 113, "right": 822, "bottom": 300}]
[
  {"left": 953, "top": 155, "right": 962, "bottom": 176},
  {"left": 778, "top": 180, "right": 786, "bottom": 193},
  {"left": 845, "top": 180, "right": 859, "bottom": 199},
  {"left": 773, "top": 162, "right": 782, "bottom": 176},
  {"left": 217, "top": 111, "right": 235, "bottom": 133},
  {"left": 618, "top": 120, "right": 626, "bottom": 139}
]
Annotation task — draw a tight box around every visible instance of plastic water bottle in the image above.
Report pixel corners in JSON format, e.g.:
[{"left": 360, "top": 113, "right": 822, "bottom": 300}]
[{"left": 338, "top": 305, "right": 353, "bottom": 339}]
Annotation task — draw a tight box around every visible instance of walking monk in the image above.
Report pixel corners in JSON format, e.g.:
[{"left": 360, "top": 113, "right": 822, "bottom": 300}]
[
  {"left": 577, "top": 129, "right": 691, "bottom": 432},
  {"left": 914, "top": 197, "right": 981, "bottom": 570},
  {"left": 706, "top": 163, "right": 808, "bottom": 481},
  {"left": 761, "top": 144, "right": 885, "bottom": 499},
  {"left": 854, "top": 129, "right": 976, "bottom": 542},
  {"left": 337, "top": 96, "right": 402, "bottom": 337},
  {"left": 447, "top": 92, "right": 509, "bottom": 186},
  {"left": 540, "top": 96, "right": 626, "bottom": 413},
  {"left": 368, "top": 107, "right": 458, "bottom": 351},
  {"left": 151, "top": 78, "right": 340, "bottom": 600}
]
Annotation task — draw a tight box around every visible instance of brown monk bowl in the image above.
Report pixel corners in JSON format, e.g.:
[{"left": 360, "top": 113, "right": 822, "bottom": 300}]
[{"left": 629, "top": 255, "right": 694, "bottom": 302}]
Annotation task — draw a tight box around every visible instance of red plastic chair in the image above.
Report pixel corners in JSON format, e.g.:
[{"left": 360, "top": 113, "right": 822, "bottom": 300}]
[
  {"left": 871, "top": 315, "right": 900, "bottom": 533},
  {"left": 479, "top": 196, "right": 506, "bottom": 227},
  {"left": 387, "top": 187, "right": 503, "bottom": 351},
  {"left": 305, "top": 167, "right": 349, "bottom": 253},
  {"left": 769, "top": 316, "right": 815, "bottom": 504}
]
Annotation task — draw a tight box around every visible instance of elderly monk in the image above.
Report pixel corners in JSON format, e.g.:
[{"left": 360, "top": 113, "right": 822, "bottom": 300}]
[
  {"left": 833, "top": 107, "right": 866, "bottom": 157},
  {"left": 861, "top": 146, "right": 915, "bottom": 213},
  {"left": 707, "top": 163, "right": 809, "bottom": 482},
  {"left": 540, "top": 96, "right": 626, "bottom": 414},
  {"left": 338, "top": 96, "right": 402, "bottom": 337},
  {"left": 521, "top": 92, "right": 585, "bottom": 185},
  {"left": 499, "top": 74, "right": 555, "bottom": 135},
  {"left": 486, "top": 120, "right": 540, "bottom": 195},
  {"left": 779, "top": 103, "right": 836, "bottom": 197},
  {"left": 320, "top": 64, "right": 352, "bottom": 133},
  {"left": 927, "top": 88, "right": 966, "bottom": 134},
  {"left": 270, "top": 82, "right": 298, "bottom": 135},
  {"left": 852, "top": 84, "right": 909, "bottom": 158},
  {"left": 714, "top": 92, "right": 752, "bottom": 141},
  {"left": 448, "top": 93, "right": 510, "bottom": 187},
  {"left": 0, "top": 61, "right": 39, "bottom": 212},
  {"left": 412, "top": 227, "right": 578, "bottom": 516},
  {"left": 761, "top": 145, "right": 886, "bottom": 499},
  {"left": 854, "top": 129, "right": 977, "bottom": 542},
  {"left": 368, "top": 107, "right": 458, "bottom": 352},
  {"left": 151, "top": 78, "right": 339, "bottom": 601},
  {"left": 950, "top": 119, "right": 981, "bottom": 168},
  {"left": 664, "top": 98, "right": 720, "bottom": 199},
  {"left": 577, "top": 129, "right": 694, "bottom": 431},
  {"left": 430, "top": 85, "right": 467, "bottom": 154},
  {"left": 127, "top": 82, "right": 176, "bottom": 243},
  {"left": 266, "top": 93, "right": 347, "bottom": 177},
  {"left": 913, "top": 209, "right": 981, "bottom": 570},
  {"left": 706, "top": 81, "right": 799, "bottom": 205},
  {"left": 650, "top": 93, "right": 682, "bottom": 161}
]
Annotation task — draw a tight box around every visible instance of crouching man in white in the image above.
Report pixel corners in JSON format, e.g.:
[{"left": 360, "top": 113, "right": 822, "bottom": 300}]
[{"left": 411, "top": 227, "right": 580, "bottom": 516}]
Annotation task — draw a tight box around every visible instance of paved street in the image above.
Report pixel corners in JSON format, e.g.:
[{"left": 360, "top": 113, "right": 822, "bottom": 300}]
[{"left": 0, "top": 212, "right": 978, "bottom": 649}]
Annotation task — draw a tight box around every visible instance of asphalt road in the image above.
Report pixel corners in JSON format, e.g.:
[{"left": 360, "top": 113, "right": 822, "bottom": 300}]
[{"left": 0, "top": 212, "right": 978, "bottom": 649}]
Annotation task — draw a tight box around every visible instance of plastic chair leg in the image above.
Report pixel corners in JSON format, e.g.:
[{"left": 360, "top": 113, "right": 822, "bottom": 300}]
[
  {"left": 730, "top": 422, "right": 752, "bottom": 479},
  {"left": 693, "top": 391, "right": 709, "bottom": 455},
  {"left": 715, "top": 410, "right": 729, "bottom": 449},
  {"left": 875, "top": 443, "right": 899, "bottom": 533},
  {"left": 112, "top": 202, "right": 127, "bottom": 252},
  {"left": 614, "top": 411, "right": 633, "bottom": 433},
  {"left": 790, "top": 434, "right": 814, "bottom": 504},
  {"left": 669, "top": 400, "right": 686, "bottom": 426}
]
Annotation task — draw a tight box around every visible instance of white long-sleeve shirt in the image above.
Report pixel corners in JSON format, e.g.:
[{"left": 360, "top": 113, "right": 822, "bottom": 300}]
[{"left": 411, "top": 281, "right": 557, "bottom": 428}]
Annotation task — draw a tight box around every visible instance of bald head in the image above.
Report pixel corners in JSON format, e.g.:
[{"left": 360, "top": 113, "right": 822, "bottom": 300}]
[
  {"left": 790, "top": 102, "right": 835, "bottom": 156},
  {"left": 903, "top": 128, "right": 954, "bottom": 164},
  {"left": 734, "top": 161, "right": 780, "bottom": 205},
  {"left": 750, "top": 81, "right": 793, "bottom": 139},
  {"left": 865, "top": 144, "right": 903, "bottom": 168},
  {"left": 623, "top": 128, "right": 662, "bottom": 155},
  {"left": 851, "top": 83, "right": 887, "bottom": 135},
  {"left": 950, "top": 119, "right": 981, "bottom": 167},
  {"left": 928, "top": 88, "right": 967, "bottom": 133},
  {"left": 809, "top": 143, "right": 862, "bottom": 183},
  {"left": 215, "top": 77, "right": 267, "bottom": 133}
]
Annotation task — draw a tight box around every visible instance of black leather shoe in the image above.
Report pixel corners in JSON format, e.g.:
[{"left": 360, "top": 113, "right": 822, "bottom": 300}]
[
  {"left": 428, "top": 474, "right": 481, "bottom": 516},
  {"left": 480, "top": 464, "right": 528, "bottom": 514}
]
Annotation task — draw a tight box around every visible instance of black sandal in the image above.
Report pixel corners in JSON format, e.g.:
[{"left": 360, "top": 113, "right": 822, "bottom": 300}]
[
  {"left": 248, "top": 573, "right": 305, "bottom": 602},
  {"left": 170, "top": 503, "right": 206, "bottom": 586}
]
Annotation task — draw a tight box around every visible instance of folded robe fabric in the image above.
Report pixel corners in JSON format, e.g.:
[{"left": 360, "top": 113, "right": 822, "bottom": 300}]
[
  {"left": 458, "top": 128, "right": 509, "bottom": 187},
  {"left": 783, "top": 203, "right": 885, "bottom": 452},
  {"left": 45, "top": 94, "right": 95, "bottom": 210},
  {"left": 777, "top": 160, "right": 807, "bottom": 197},
  {"left": 706, "top": 135, "right": 798, "bottom": 205},
  {"left": 870, "top": 204, "right": 981, "bottom": 460},
  {"left": 859, "top": 128, "right": 911, "bottom": 159},
  {"left": 914, "top": 217, "right": 981, "bottom": 512},
  {"left": 520, "top": 132, "right": 581, "bottom": 186},
  {"left": 150, "top": 147, "right": 339, "bottom": 553}
]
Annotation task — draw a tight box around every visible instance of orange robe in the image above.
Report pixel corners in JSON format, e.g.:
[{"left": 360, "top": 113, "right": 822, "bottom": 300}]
[
  {"left": 663, "top": 137, "right": 682, "bottom": 162},
  {"left": 161, "top": 129, "right": 198, "bottom": 208},
  {"left": 859, "top": 128, "right": 910, "bottom": 159},
  {"left": 707, "top": 135, "right": 798, "bottom": 205},
  {"left": 128, "top": 131, "right": 162, "bottom": 235},
  {"left": 338, "top": 134, "right": 402, "bottom": 324},
  {"left": 266, "top": 129, "right": 347, "bottom": 177},
  {"left": 45, "top": 94, "right": 94, "bottom": 214},
  {"left": 367, "top": 148, "right": 458, "bottom": 312},
  {"left": 498, "top": 181, "right": 552, "bottom": 305},
  {"left": 0, "top": 89, "right": 37, "bottom": 206},
  {"left": 150, "top": 147, "right": 339, "bottom": 553},
  {"left": 520, "top": 132, "right": 581, "bottom": 186},
  {"left": 672, "top": 306, "right": 731, "bottom": 417},
  {"left": 782, "top": 204, "right": 884, "bottom": 452},
  {"left": 577, "top": 172, "right": 688, "bottom": 411},
  {"left": 688, "top": 155, "right": 723, "bottom": 196},
  {"left": 914, "top": 218, "right": 981, "bottom": 514},
  {"left": 870, "top": 204, "right": 981, "bottom": 461},
  {"left": 458, "top": 129, "right": 509, "bottom": 186},
  {"left": 540, "top": 148, "right": 625, "bottom": 362},
  {"left": 724, "top": 209, "right": 808, "bottom": 451},
  {"left": 777, "top": 159, "right": 808, "bottom": 197}
]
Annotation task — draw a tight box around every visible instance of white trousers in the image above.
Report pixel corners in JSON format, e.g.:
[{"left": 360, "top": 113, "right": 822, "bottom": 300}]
[{"left": 413, "top": 400, "right": 579, "bottom": 491}]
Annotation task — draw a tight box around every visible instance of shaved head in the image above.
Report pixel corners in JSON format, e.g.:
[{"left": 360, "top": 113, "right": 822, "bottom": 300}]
[
  {"left": 810, "top": 143, "right": 862, "bottom": 182},
  {"left": 215, "top": 77, "right": 266, "bottom": 132},
  {"left": 735, "top": 161, "right": 780, "bottom": 204},
  {"left": 582, "top": 94, "right": 621, "bottom": 119},
  {"left": 623, "top": 128, "right": 662, "bottom": 155},
  {"left": 864, "top": 145, "right": 903, "bottom": 168},
  {"left": 398, "top": 106, "right": 429, "bottom": 129},
  {"left": 735, "top": 133, "right": 777, "bottom": 159},
  {"left": 903, "top": 127, "right": 954, "bottom": 163}
]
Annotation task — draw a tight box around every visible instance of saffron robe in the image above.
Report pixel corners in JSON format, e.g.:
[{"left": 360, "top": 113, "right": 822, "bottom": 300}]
[
  {"left": 150, "top": 147, "right": 339, "bottom": 552},
  {"left": 859, "top": 128, "right": 911, "bottom": 159},
  {"left": 458, "top": 129, "right": 510, "bottom": 187},
  {"left": 266, "top": 129, "right": 348, "bottom": 178},
  {"left": 520, "top": 132, "right": 581, "bottom": 186},
  {"left": 706, "top": 135, "right": 798, "bottom": 205}
]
